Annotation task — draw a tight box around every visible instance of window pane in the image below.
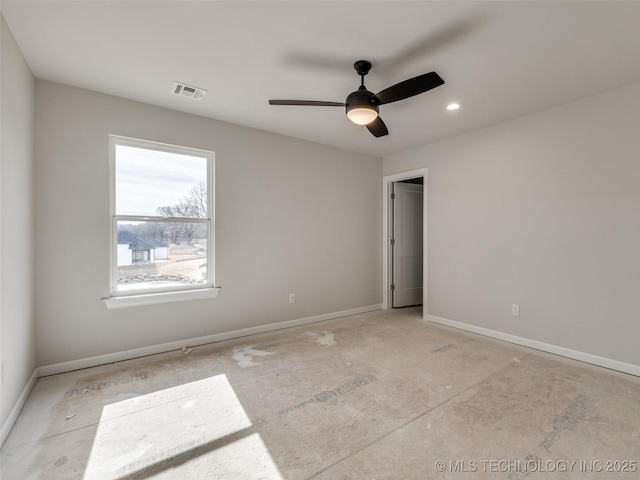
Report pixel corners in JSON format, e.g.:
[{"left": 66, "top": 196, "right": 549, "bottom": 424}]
[
  {"left": 115, "top": 145, "right": 208, "bottom": 217},
  {"left": 116, "top": 221, "right": 208, "bottom": 293}
]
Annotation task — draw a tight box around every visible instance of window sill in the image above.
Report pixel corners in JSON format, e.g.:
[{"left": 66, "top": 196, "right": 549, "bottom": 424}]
[{"left": 104, "top": 287, "right": 220, "bottom": 309}]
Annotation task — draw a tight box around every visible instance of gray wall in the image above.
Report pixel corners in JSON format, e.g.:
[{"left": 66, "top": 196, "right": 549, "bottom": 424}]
[
  {"left": 0, "top": 15, "right": 36, "bottom": 430},
  {"left": 384, "top": 81, "right": 640, "bottom": 367},
  {"left": 34, "top": 80, "right": 382, "bottom": 367}
]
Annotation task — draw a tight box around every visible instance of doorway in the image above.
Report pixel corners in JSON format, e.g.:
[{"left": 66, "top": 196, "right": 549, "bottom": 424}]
[
  {"left": 391, "top": 178, "right": 423, "bottom": 307},
  {"left": 382, "top": 168, "right": 427, "bottom": 313}
]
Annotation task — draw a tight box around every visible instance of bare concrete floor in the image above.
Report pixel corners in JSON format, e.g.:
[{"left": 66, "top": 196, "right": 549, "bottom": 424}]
[{"left": 2, "top": 307, "right": 639, "bottom": 479}]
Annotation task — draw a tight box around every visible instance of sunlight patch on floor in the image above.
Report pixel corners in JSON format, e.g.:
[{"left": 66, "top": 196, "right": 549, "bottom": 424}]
[{"left": 83, "top": 374, "right": 282, "bottom": 479}]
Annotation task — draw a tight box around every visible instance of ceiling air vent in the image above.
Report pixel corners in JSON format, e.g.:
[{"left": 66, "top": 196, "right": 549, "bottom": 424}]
[{"left": 171, "top": 82, "right": 207, "bottom": 100}]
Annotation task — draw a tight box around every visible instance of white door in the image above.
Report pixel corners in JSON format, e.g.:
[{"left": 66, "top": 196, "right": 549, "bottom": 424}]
[{"left": 392, "top": 181, "right": 423, "bottom": 307}]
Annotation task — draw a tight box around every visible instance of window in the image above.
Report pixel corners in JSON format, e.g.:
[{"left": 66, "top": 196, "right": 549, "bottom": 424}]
[
  {"left": 108, "top": 135, "right": 215, "bottom": 302},
  {"left": 131, "top": 250, "right": 149, "bottom": 263}
]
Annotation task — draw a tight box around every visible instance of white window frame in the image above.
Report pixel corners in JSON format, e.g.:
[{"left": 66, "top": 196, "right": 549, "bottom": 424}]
[{"left": 104, "top": 135, "right": 219, "bottom": 309}]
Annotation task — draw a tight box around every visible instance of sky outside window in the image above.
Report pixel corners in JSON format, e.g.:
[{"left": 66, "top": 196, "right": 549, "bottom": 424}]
[{"left": 115, "top": 145, "right": 207, "bottom": 216}]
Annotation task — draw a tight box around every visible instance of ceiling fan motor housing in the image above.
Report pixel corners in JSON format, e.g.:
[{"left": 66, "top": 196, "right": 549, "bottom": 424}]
[{"left": 346, "top": 86, "right": 379, "bottom": 118}]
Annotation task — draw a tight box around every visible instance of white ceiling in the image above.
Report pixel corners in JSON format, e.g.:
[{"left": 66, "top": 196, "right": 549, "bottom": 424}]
[{"left": 3, "top": 1, "right": 640, "bottom": 157}]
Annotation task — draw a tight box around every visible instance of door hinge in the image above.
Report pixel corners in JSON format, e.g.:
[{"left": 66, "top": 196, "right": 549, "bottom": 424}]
[
  {"left": 391, "top": 238, "right": 395, "bottom": 245},
  {"left": 391, "top": 284, "right": 395, "bottom": 290},
  {"left": 390, "top": 193, "right": 396, "bottom": 200}
]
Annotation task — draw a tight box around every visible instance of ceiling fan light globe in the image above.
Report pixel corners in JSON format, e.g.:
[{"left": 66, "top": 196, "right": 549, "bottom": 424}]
[{"left": 347, "top": 107, "right": 379, "bottom": 125}]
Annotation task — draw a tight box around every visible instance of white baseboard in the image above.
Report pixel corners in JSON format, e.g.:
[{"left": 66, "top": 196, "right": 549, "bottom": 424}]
[
  {"left": 1, "top": 368, "right": 38, "bottom": 447},
  {"left": 427, "top": 314, "right": 640, "bottom": 377},
  {"left": 39, "top": 304, "right": 383, "bottom": 377}
]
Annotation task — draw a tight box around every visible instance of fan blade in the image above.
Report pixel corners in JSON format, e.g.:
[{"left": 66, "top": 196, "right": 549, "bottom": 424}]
[
  {"left": 269, "top": 100, "right": 345, "bottom": 107},
  {"left": 366, "top": 116, "right": 388, "bottom": 138},
  {"left": 373, "top": 72, "right": 444, "bottom": 105}
]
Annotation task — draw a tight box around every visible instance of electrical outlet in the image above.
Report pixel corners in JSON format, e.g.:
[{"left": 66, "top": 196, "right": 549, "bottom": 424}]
[
  {"left": 289, "top": 293, "right": 296, "bottom": 304},
  {"left": 512, "top": 304, "right": 520, "bottom": 316}
]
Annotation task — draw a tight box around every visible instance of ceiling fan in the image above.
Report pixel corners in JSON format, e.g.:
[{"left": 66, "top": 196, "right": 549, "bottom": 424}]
[{"left": 269, "top": 60, "right": 444, "bottom": 137}]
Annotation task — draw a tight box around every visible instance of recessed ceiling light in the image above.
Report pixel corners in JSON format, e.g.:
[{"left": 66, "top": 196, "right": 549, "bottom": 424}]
[{"left": 446, "top": 103, "right": 460, "bottom": 111}]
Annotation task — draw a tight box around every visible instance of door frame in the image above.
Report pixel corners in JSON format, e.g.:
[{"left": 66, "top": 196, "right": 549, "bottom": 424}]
[{"left": 382, "top": 168, "right": 428, "bottom": 316}]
